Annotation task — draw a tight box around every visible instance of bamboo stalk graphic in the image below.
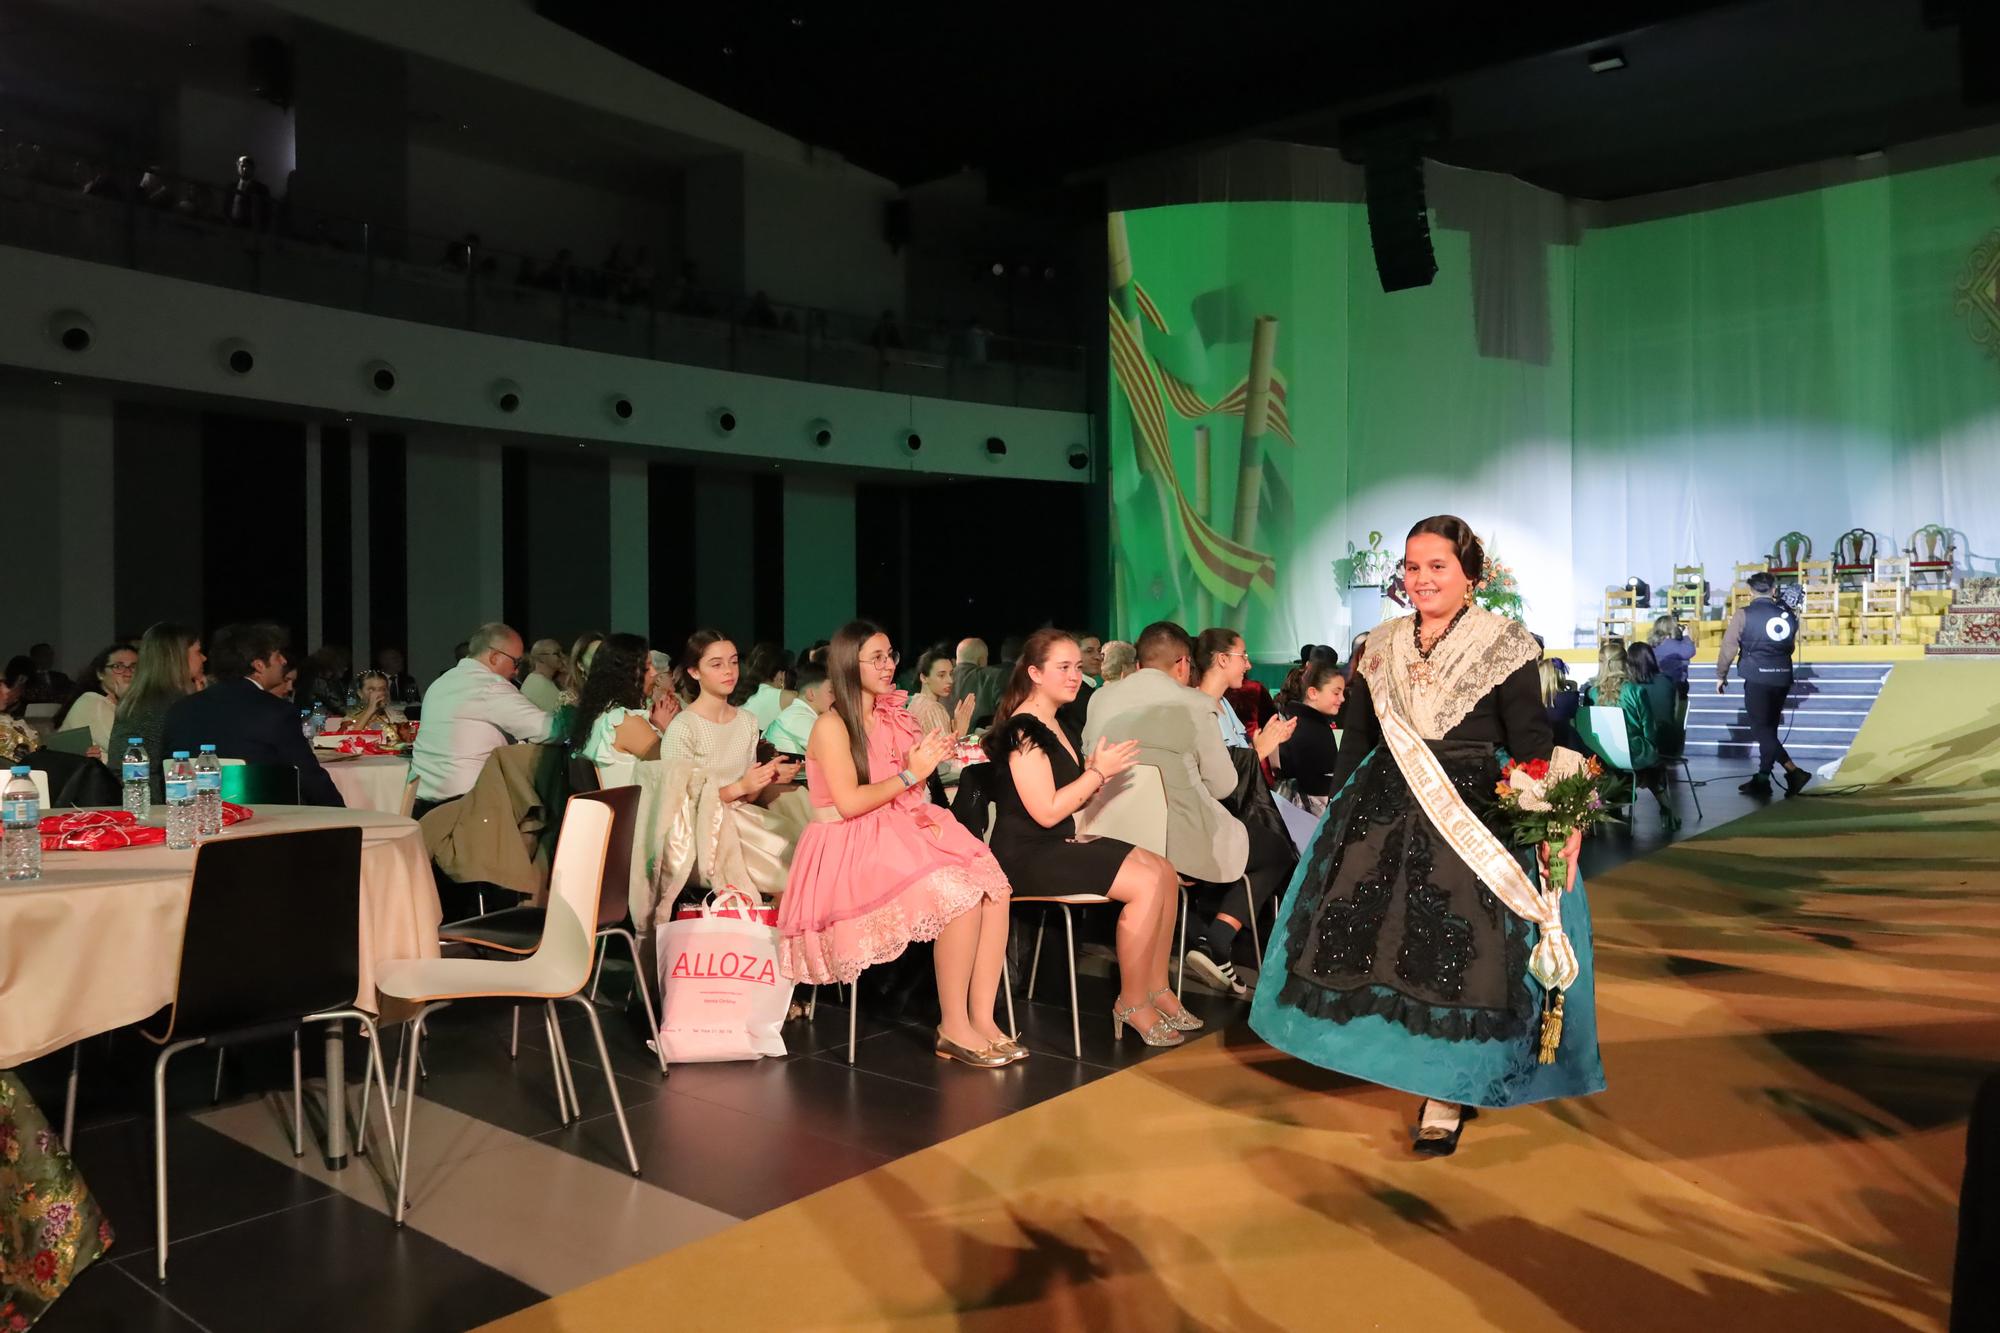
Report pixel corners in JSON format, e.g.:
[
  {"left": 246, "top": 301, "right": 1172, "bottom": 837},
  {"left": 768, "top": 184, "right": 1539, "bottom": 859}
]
[
  {"left": 1193, "top": 424, "right": 1213, "bottom": 630},
  {"left": 1108, "top": 211, "right": 1186, "bottom": 615},
  {"left": 1232, "top": 315, "right": 1279, "bottom": 549}
]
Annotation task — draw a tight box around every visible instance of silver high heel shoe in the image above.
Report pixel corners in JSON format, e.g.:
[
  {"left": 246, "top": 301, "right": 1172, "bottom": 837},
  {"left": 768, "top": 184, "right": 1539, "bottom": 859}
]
[
  {"left": 1150, "top": 987, "right": 1204, "bottom": 1032},
  {"left": 1112, "top": 1001, "right": 1185, "bottom": 1047}
]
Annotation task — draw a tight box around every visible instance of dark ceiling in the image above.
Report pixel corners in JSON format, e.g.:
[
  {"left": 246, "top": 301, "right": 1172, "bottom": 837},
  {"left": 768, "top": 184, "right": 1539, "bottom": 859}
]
[{"left": 537, "top": 0, "right": 2000, "bottom": 201}]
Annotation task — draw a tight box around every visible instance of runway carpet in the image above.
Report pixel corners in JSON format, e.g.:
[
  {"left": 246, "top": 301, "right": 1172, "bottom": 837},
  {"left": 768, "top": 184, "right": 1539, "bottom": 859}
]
[{"left": 483, "top": 782, "right": 1999, "bottom": 1332}]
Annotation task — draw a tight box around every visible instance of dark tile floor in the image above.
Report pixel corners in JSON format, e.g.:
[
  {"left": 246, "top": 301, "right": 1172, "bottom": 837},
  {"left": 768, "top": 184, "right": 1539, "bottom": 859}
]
[{"left": 21, "top": 757, "right": 1770, "bottom": 1332}]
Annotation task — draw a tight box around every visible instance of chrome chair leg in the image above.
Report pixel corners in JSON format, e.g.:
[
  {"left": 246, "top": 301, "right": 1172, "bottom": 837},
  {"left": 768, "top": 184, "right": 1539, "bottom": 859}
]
[
  {"left": 610, "top": 927, "right": 666, "bottom": 1075},
  {"left": 565, "top": 994, "right": 641, "bottom": 1175},
  {"left": 548, "top": 1005, "right": 582, "bottom": 1113},
  {"left": 393, "top": 1006, "right": 442, "bottom": 1226},
  {"left": 1001, "top": 955, "right": 1018, "bottom": 1040},
  {"left": 350, "top": 1015, "right": 400, "bottom": 1162},
  {"left": 1244, "top": 876, "right": 1263, "bottom": 962},
  {"left": 847, "top": 983, "right": 859, "bottom": 1065},
  {"left": 1057, "top": 905, "right": 1080, "bottom": 1059},
  {"left": 543, "top": 1004, "right": 571, "bottom": 1124},
  {"left": 291, "top": 1032, "right": 305, "bottom": 1157},
  {"left": 211, "top": 1048, "right": 226, "bottom": 1105},
  {"left": 588, "top": 935, "right": 609, "bottom": 1004},
  {"left": 510, "top": 1005, "right": 520, "bottom": 1061},
  {"left": 1176, "top": 887, "right": 1188, "bottom": 998},
  {"left": 153, "top": 1036, "right": 202, "bottom": 1282},
  {"left": 62, "top": 1045, "right": 79, "bottom": 1146}
]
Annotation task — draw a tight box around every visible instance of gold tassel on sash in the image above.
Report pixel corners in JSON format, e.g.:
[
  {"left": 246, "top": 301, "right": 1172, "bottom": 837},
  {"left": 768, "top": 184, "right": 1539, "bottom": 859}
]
[{"left": 1537, "top": 990, "right": 1566, "bottom": 1064}]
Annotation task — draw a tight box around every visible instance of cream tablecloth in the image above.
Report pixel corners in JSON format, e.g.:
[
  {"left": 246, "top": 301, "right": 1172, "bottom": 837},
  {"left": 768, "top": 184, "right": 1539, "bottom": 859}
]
[
  {"left": 0, "top": 806, "right": 441, "bottom": 1067},
  {"left": 323, "top": 754, "right": 412, "bottom": 814}
]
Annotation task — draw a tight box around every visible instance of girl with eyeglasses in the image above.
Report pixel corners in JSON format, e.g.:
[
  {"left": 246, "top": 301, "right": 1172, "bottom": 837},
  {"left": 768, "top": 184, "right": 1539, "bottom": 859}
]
[
  {"left": 777, "top": 620, "right": 1016, "bottom": 1067},
  {"left": 58, "top": 643, "right": 140, "bottom": 754}
]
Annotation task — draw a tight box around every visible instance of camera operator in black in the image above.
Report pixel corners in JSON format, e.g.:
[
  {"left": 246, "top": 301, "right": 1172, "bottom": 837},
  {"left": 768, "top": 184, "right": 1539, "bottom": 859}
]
[{"left": 1716, "top": 571, "right": 1811, "bottom": 796}]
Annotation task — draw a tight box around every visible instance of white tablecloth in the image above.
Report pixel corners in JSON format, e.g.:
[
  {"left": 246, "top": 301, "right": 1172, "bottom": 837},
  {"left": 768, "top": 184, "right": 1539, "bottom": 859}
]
[
  {"left": 322, "top": 754, "right": 412, "bottom": 813},
  {"left": 0, "top": 806, "right": 441, "bottom": 1067}
]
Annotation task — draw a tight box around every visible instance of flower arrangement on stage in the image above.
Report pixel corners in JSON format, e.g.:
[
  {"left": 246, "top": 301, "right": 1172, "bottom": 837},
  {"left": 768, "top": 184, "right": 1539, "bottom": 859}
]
[
  {"left": 1333, "top": 530, "right": 1395, "bottom": 590},
  {"left": 1473, "top": 547, "right": 1526, "bottom": 621},
  {"left": 1491, "top": 748, "right": 1614, "bottom": 1063}
]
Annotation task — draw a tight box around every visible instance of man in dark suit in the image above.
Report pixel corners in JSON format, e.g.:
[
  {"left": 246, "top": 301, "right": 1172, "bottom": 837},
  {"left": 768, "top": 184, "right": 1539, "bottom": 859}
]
[{"left": 163, "top": 621, "right": 345, "bottom": 807}]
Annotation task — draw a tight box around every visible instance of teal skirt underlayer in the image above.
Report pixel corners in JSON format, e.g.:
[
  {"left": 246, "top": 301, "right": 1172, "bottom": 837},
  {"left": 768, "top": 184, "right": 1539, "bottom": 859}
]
[{"left": 1249, "top": 748, "right": 1606, "bottom": 1110}]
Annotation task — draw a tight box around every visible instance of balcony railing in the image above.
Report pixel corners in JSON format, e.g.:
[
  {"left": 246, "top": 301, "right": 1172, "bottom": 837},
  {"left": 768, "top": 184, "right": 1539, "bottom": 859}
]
[{"left": 0, "top": 163, "right": 1086, "bottom": 414}]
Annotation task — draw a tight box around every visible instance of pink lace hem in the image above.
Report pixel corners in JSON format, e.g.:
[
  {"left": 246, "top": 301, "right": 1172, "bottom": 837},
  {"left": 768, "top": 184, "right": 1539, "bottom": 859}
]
[{"left": 779, "top": 860, "right": 1009, "bottom": 985}]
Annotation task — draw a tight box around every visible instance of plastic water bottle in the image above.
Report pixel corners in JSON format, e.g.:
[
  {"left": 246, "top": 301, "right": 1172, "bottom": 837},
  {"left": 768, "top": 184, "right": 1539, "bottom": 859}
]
[
  {"left": 121, "top": 736, "right": 151, "bottom": 818},
  {"left": 194, "top": 745, "right": 223, "bottom": 839},
  {"left": 309, "top": 701, "right": 329, "bottom": 735},
  {"left": 299, "top": 708, "right": 314, "bottom": 740},
  {"left": 164, "top": 751, "right": 196, "bottom": 851},
  {"left": 2, "top": 766, "right": 40, "bottom": 882}
]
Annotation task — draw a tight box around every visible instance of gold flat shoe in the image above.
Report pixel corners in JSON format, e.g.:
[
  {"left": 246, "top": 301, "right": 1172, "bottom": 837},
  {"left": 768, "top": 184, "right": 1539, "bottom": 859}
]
[
  {"left": 934, "top": 1029, "right": 1011, "bottom": 1068},
  {"left": 988, "top": 1036, "right": 1030, "bottom": 1063}
]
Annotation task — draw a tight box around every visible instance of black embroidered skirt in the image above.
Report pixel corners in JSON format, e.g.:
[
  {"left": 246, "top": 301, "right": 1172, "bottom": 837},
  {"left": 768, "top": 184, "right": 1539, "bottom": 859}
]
[{"left": 1249, "top": 742, "right": 1606, "bottom": 1107}]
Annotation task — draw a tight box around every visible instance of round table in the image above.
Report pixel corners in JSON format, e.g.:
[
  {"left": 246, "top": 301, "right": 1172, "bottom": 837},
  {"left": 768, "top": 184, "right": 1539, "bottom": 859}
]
[
  {"left": 0, "top": 806, "right": 440, "bottom": 1069},
  {"left": 322, "top": 753, "right": 412, "bottom": 813}
]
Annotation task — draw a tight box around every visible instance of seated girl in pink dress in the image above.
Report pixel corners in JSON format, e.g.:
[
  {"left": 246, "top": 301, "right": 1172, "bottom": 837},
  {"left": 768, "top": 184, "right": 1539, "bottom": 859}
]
[{"left": 777, "top": 620, "right": 1018, "bottom": 1067}]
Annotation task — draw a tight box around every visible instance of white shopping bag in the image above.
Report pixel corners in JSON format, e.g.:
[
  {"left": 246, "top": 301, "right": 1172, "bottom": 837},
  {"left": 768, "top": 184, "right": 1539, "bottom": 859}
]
[{"left": 654, "top": 889, "right": 793, "bottom": 1063}]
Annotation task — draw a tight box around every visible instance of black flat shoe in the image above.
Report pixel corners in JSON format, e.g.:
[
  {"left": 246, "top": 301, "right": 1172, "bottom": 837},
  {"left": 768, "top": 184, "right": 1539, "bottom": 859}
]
[
  {"left": 1738, "top": 777, "right": 1773, "bottom": 795},
  {"left": 1412, "top": 1101, "right": 1478, "bottom": 1157}
]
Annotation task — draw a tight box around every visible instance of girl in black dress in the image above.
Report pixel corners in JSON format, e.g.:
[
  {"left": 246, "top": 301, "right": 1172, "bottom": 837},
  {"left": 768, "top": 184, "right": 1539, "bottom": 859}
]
[
  {"left": 983, "top": 630, "right": 1196, "bottom": 1046},
  {"left": 1275, "top": 656, "right": 1345, "bottom": 813}
]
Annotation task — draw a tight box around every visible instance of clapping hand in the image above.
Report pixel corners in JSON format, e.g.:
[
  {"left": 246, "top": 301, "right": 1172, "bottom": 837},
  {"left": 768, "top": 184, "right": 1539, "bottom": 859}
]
[
  {"left": 737, "top": 756, "right": 785, "bottom": 800},
  {"left": 650, "top": 692, "right": 681, "bottom": 730},
  {"left": 906, "top": 728, "right": 954, "bottom": 781},
  {"left": 951, "top": 693, "right": 977, "bottom": 736},
  {"left": 1254, "top": 713, "right": 1298, "bottom": 760},
  {"left": 1087, "top": 736, "right": 1141, "bottom": 781}
]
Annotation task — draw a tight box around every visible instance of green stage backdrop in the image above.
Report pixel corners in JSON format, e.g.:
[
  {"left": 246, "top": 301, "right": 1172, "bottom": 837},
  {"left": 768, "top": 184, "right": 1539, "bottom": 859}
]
[{"left": 1110, "top": 157, "right": 2000, "bottom": 654}]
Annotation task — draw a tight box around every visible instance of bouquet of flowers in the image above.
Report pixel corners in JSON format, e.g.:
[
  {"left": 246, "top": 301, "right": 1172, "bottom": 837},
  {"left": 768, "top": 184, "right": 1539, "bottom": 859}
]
[{"left": 1491, "top": 747, "right": 1615, "bottom": 1062}]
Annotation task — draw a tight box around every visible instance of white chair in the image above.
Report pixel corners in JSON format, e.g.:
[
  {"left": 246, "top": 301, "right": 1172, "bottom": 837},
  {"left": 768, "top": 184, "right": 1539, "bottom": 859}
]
[
  {"left": 1580, "top": 705, "right": 1687, "bottom": 827},
  {"left": 369, "top": 792, "right": 639, "bottom": 1224}
]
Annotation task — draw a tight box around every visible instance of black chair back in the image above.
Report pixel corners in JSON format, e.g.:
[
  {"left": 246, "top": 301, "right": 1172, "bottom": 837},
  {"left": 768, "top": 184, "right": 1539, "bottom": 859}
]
[
  {"left": 578, "top": 785, "right": 639, "bottom": 928},
  {"left": 149, "top": 826, "right": 364, "bottom": 1042},
  {"left": 566, "top": 754, "right": 602, "bottom": 795},
  {"left": 219, "top": 762, "right": 302, "bottom": 805}
]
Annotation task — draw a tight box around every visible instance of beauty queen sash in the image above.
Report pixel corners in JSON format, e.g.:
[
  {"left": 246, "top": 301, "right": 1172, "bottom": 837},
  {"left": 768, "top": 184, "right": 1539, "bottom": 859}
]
[{"left": 1372, "top": 691, "right": 1581, "bottom": 994}]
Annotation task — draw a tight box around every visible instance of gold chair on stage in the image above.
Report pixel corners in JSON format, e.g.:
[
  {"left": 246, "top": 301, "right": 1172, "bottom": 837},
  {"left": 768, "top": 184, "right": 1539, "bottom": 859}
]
[
  {"left": 1598, "top": 586, "right": 1640, "bottom": 645},
  {"left": 1798, "top": 558, "right": 1840, "bottom": 645},
  {"left": 1858, "top": 554, "right": 1910, "bottom": 645},
  {"left": 1666, "top": 565, "right": 1706, "bottom": 622}
]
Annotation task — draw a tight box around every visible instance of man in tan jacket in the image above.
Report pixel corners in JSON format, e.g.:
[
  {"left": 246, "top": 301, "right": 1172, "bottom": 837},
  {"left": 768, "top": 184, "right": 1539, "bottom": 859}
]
[{"left": 1082, "top": 621, "right": 1249, "bottom": 888}]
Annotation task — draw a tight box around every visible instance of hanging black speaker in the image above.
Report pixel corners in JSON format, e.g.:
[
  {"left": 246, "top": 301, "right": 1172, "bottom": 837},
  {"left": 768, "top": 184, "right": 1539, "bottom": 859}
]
[{"left": 1341, "top": 97, "right": 1447, "bottom": 294}]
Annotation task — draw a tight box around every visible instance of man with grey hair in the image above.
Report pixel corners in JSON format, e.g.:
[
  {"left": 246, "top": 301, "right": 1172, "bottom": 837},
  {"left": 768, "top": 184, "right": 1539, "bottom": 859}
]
[
  {"left": 520, "top": 637, "right": 566, "bottom": 713},
  {"left": 1099, "top": 639, "right": 1137, "bottom": 683},
  {"left": 411, "top": 622, "right": 555, "bottom": 814}
]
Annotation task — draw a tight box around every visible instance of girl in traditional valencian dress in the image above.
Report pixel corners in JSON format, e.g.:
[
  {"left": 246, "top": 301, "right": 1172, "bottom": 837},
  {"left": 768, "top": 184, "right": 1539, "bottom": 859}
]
[{"left": 1251, "top": 516, "right": 1605, "bottom": 1155}]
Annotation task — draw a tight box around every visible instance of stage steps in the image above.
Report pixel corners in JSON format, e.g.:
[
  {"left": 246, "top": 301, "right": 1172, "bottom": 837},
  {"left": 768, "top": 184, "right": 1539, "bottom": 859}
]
[{"left": 1681, "top": 661, "right": 1892, "bottom": 761}]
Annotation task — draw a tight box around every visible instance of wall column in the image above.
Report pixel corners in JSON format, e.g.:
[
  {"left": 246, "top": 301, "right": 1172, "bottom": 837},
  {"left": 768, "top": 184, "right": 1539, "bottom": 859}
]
[
  {"left": 304, "top": 421, "right": 323, "bottom": 651},
  {"left": 693, "top": 471, "right": 755, "bottom": 633},
  {"left": 349, "top": 435, "right": 371, "bottom": 669},
  {"left": 404, "top": 433, "right": 503, "bottom": 671},
  {"left": 781, "top": 473, "right": 856, "bottom": 648},
  {"left": 609, "top": 456, "right": 649, "bottom": 633}
]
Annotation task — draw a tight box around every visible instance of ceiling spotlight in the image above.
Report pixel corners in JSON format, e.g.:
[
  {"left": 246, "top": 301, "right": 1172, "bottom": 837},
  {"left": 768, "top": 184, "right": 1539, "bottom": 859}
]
[
  {"left": 364, "top": 360, "right": 397, "bottom": 393},
  {"left": 984, "top": 435, "right": 1007, "bottom": 458},
  {"left": 1586, "top": 47, "right": 1626, "bottom": 73},
  {"left": 807, "top": 417, "right": 833, "bottom": 448},
  {"left": 990, "top": 261, "right": 1006, "bottom": 277},
  {"left": 1065, "top": 443, "right": 1090, "bottom": 472},
  {"left": 710, "top": 407, "right": 737, "bottom": 436}
]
